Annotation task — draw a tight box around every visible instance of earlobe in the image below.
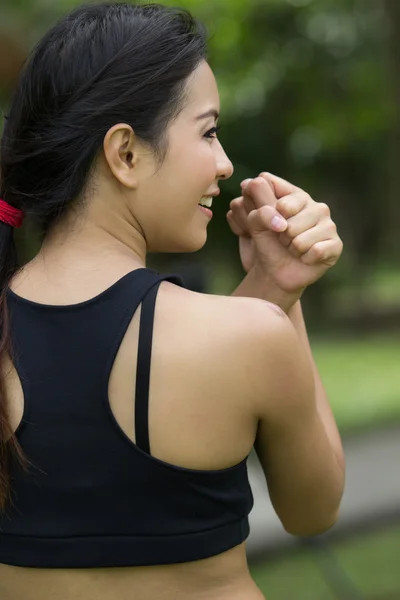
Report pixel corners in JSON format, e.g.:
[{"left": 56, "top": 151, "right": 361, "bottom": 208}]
[{"left": 103, "top": 123, "right": 139, "bottom": 189}]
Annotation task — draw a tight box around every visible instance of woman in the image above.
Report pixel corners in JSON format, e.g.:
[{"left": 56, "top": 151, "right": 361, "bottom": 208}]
[{"left": 0, "top": 3, "right": 345, "bottom": 599}]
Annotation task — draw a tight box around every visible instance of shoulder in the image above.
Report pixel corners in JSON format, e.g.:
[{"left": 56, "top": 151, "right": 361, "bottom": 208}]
[
  {"left": 156, "top": 280, "right": 298, "bottom": 398},
  {"left": 158, "top": 278, "right": 287, "bottom": 342}
]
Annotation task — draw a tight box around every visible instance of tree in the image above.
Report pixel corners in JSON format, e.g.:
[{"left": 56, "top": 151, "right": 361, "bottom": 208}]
[{"left": 0, "top": 0, "right": 397, "bottom": 322}]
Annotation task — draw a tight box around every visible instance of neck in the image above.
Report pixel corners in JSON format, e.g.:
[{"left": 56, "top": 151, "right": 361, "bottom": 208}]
[{"left": 38, "top": 205, "right": 147, "bottom": 273}]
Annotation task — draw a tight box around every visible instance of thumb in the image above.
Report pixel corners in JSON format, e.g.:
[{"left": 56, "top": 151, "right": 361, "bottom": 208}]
[{"left": 247, "top": 205, "right": 288, "bottom": 234}]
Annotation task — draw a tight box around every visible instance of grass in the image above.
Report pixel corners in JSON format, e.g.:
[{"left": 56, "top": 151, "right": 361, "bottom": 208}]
[
  {"left": 311, "top": 335, "right": 400, "bottom": 432},
  {"left": 332, "top": 266, "right": 400, "bottom": 314},
  {"left": 250, "top": 523, "right": 400, "bottom": 599}
]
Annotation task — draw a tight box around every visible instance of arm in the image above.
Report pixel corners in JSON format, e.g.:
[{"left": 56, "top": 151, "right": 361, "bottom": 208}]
[
  {"left": 232, "top": 267, "right": 344, "bottom": 473},
  {"left": 232, "top": 277, "right": 345, "bottom": 536},
  {"left": 246, "top": 305, "right": 345, "bottom": 537},
  {"left": 231, "top": 263, "right": 302, "bottom": 314},
  {"left": 228, "top": 174, "right": 345, "bottom": 532},
  {"left": 287, "top": 300, "right": 344, "bottom": 472}
]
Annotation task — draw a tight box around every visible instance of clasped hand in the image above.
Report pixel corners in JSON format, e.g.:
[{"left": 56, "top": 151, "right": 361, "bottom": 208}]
[{"left": 227, "top": 173, "right": 343, "bottom": 297}]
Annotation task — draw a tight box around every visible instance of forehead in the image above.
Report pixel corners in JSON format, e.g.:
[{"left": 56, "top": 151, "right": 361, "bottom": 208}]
[{"left": 182, "top": 61, "right": 220, "bottom": 116}]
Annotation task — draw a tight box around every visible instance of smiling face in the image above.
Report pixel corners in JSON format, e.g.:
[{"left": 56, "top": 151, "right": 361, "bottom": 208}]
[{"left": 129, "top": 60, "right": 234, "bottom": 253}]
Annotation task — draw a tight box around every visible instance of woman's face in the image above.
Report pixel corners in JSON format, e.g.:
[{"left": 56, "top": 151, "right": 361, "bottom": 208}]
[{"left": 133, "top": 60, "right": 234, "bottom": 253}]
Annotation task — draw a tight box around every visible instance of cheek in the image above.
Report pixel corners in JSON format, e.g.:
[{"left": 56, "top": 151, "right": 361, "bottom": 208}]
[
  {"left": 172, "top": 139, "right": 217, "bottom": 181},
  {"left": 201, "top": 146, "right": 218, "bottom": 179}
]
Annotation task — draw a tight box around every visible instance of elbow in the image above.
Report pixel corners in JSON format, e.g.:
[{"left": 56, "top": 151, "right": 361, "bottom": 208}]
[{"left": 282, "top": 508, "right": 341, "bottom": 537}]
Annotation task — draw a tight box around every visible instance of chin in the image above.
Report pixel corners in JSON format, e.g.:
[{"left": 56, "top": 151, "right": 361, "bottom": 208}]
[
  {"left": 172, "top": 237, "right": 207, "bottom": 253},
  {"left": 184, "top": 228, "right": 208, "bottom": 253},
  {"left": 185, "top": 233, "right": 208, "bottom": 253},
  {"left": 156, "top": 231, "right": 208, "bottom": 254},
  {"left": 149, "top": 218, "right": 209, "bottom": 253}
]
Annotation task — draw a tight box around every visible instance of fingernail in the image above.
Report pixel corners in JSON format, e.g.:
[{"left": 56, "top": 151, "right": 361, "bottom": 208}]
[{"left": 272, "top": 216, "right": 287, "bottom": 232}]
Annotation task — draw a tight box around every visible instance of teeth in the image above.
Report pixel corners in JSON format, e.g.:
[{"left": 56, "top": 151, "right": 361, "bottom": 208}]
[{"left": 199, "top": 196, "right": 213, "bottom": 208}]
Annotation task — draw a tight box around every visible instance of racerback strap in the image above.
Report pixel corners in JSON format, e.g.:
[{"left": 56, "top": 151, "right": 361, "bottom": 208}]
[{"left": 134, "top": 275, "right": 182, "bottom": 454}]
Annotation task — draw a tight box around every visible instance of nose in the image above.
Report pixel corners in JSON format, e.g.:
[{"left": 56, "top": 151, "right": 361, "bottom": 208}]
[{"left": 215, "top": 140, "right": 234, "bottom": 180}]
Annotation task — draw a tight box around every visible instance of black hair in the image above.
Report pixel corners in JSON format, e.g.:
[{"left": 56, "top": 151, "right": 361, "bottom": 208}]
[{"left": 0, "top": 1, "right": 208, "bottom": 512}]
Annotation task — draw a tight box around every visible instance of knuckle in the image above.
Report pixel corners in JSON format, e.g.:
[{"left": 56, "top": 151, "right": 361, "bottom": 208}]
[
  {"left": 319, "top": 202, "right": 331, "bottom": 216},
  {"left": 247, "top": 208, "right": 258, "bottom": 222},
  {"left": 260, "top": 204, "right": 273, "bottom": 216},
  {"left": 283, "top": 192, "right": 306, "bottom": 214},
  {"left": 285, "top": 222, "right": 296, "bottom": 238},
  {"left": 312, "top": 244, "right": 327, "bottom": 261},
  {"left": 254, "top": 176, "right": 266, "bottom": 188},
  {"left": 296, "top": 191, "right": 312, "bottom": 206},
  {"left": 230, "top": 198, "right": 241, "bottom": 210},
  {"left": 305, "top": 192, "right": 313, "bottom": 203},
  {"left": 245, "top": 180, "right": 258, "bottom": 195},
  {"left": 291, "top": 236, "right": 307, "bottom": 254},
  {"left": 328, "top": 221, "right": 338, "bottom": 235},
  {"left": 276, "top": 197, "right": 290, "bottom": 214},
  {"left": 335, "top": 238, "right": 344, "bottom": 255}
]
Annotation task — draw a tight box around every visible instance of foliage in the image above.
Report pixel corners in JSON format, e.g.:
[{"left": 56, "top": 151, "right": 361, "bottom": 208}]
[
  {"left": 0, "top": 0, "right": 397, "bottom": 321},
  {"left": 312, "top": 334, "right": 400, "bottom": 431}
]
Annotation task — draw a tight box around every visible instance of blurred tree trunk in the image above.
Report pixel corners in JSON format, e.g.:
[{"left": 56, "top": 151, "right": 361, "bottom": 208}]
[
  {"left": 0, "top": 31, "right": 26, "bottom": 95},
  {"left": 383, "top": 0, "right": 400, "bottom": 261}
]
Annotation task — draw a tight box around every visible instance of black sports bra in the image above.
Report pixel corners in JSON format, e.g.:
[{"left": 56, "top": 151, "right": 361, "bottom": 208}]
[{"left": 0, "top": 268, "right": 253, "bottom": 568}]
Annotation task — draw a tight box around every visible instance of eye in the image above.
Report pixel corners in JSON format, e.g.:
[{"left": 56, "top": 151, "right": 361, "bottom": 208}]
[{"left": 204, "top": 125, "right": 221, "bottom": 140}]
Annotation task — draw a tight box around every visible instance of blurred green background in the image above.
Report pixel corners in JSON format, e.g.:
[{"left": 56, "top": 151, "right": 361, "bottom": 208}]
[{"left": 1, "top": 0, "right": 399, "bottom": 598}]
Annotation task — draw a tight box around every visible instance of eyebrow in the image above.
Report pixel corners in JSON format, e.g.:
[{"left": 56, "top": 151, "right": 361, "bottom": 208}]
[{"left": 195, "top": 109, "right": 220, "bottom": 121}]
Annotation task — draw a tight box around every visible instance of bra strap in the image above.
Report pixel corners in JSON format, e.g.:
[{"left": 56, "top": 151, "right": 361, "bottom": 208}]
[{"left": 134, "top": 274, "right": 183, "bottom": 454}]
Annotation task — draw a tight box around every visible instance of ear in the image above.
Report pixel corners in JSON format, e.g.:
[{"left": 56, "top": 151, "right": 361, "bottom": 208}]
[{"left": 103, "top": 123, "right": 139, "bottom": 189}]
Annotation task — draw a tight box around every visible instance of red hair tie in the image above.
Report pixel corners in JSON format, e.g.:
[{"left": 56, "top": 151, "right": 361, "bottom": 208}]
[{"left": 0, "top": 199, "right": 24, "bottom": 228}]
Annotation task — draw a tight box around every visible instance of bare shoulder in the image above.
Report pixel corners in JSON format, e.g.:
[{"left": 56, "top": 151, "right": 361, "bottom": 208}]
[
  {"left": 157, "top": 279, "right": 288, "bottom": 344},
  {"left": 156, "top": 280, "right": 297, "bottom": 397}
]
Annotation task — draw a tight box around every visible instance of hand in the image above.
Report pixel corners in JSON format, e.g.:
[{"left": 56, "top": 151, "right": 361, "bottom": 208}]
[{"left": 226, "top": 173, "right": 343, "bottom": 296}]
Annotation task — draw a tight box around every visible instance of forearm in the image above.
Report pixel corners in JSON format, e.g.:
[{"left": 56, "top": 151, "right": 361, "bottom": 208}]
[
  {"left": 287, "top": 301, "right": 345, "bottom": 473},
  {"left": 231, "top": 266, "right": 301, "bottom": 314}
]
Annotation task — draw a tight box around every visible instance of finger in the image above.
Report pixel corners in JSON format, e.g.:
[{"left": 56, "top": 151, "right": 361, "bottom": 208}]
[
  {"left": 240, "top": 178, "right": 253, "bottom": 190},
  {"left": 243, "top": 177, "right": 277, "bottom": 209},
  {"left": 289, "top": 221, "right": 338, "bottom": 256},
  {"left": 242, "top": 193, "right": 258, "bottom": 216},
  {"left": 258, "top": 172, "right": 301, "bottom": 198},
  {"left": 277, "top": 231, "right": 293, "bottom": 248},
  {"left": 284, "top": 207, "right": 322, "bottom": 239},
  {"left": 247, "top": 205, "right": 288, "bottom": 234},
  {"left": 230, "top": 196, "right": 252, "bottom": 231},
  {"left": 276, "top": 192, "right": 309, "bottom": 220},
  {"left": 300, "top": 238, "right": 343, "bottom": 267},
  {"left": 226, "top": 210, "right": 247, "bottom": 237}
]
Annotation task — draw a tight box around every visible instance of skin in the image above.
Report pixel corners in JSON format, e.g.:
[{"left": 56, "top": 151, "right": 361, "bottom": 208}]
[{"left": 0, "top": 60, "right": 344, "bottom": 600}]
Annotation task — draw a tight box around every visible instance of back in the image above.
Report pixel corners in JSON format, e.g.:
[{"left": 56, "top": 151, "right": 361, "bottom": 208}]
[{"left": 0, "top": 265, "right": 264, "bottom": 600}]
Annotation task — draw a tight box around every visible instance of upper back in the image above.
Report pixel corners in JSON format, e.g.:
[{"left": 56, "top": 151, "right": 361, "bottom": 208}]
[{"left": 5, "top": 262, "right": 261, "bottom": 472}]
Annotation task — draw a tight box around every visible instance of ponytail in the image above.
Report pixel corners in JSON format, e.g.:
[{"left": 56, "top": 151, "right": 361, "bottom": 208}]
[{"left": 0, "top": 220, "right": 27, "bottom": 512}]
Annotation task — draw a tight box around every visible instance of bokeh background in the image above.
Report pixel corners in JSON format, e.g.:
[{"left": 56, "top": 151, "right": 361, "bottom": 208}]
[{"left": 1, "top": 1, "right": 400, "bottom": 598}]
